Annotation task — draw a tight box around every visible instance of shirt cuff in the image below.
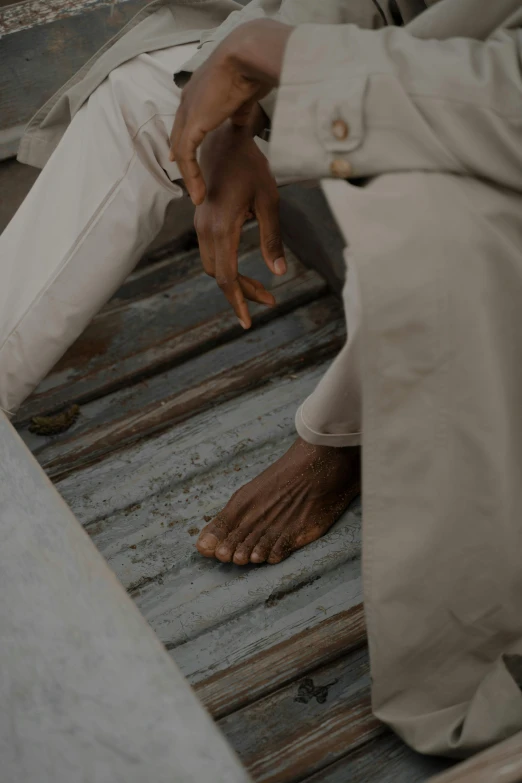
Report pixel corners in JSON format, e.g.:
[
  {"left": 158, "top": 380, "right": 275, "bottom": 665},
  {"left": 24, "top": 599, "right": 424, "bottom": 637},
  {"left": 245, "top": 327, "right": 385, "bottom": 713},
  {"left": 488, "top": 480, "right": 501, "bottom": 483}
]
[{"left": 269, "top": 24, "right": 368, "bottom": 181}]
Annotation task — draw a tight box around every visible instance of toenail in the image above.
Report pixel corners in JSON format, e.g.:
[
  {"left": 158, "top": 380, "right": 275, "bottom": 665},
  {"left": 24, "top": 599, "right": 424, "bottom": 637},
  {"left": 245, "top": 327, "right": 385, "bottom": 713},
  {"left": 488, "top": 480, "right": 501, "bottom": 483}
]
[
  {"left": 198, "top": 533, "right": 219, "bottom": 551},
  {"left": 250, "top": 551, "right": 263, "bottom": 563}
]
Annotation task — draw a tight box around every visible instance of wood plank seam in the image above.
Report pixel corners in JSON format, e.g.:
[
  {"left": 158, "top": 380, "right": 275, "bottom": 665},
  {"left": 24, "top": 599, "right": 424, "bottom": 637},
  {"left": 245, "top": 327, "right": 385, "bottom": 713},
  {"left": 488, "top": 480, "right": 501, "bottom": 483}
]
[
  {"left": 39, "top": 312, "right": 345, "bottom": 481},
  {"left": 240, "top": 692, "right": 384, "bottom": 783},
  {"left": 14, "top": 272, "right": 327, "bottom": 426},
  {"left": 196, "top": 603, "right": 367, "bottom": 720}
]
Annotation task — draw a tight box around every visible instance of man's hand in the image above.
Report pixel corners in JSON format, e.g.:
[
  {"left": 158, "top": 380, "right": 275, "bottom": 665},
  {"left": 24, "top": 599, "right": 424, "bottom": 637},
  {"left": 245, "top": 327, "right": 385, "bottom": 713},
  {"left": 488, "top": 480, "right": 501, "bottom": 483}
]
[
  {"left": 170, "top": 19, "right": 293, "bottom": 205},
  {"left": 195, "top": 114, "right": 286, "bottom": 329}
]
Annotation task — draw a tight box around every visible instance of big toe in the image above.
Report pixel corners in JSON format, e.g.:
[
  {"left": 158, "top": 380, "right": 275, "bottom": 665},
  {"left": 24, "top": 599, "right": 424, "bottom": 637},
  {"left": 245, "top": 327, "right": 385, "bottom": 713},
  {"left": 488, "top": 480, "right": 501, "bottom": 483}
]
[{"left": 196, "top": 531, "right": 221, "bottom": 557}]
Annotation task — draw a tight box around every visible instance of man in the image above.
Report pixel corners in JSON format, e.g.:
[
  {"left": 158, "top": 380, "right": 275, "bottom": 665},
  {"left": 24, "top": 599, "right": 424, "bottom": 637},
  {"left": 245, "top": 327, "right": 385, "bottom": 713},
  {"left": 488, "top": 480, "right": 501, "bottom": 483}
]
[{"left": 1, "top": 0, "right": 522, "bottom": 759}]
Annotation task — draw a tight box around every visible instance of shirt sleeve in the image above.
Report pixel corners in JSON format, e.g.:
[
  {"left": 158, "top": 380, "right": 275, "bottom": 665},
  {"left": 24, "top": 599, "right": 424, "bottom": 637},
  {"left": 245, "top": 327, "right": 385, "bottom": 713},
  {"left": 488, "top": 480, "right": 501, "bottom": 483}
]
[
  {"left": 268, "top": 23, "right": 522, "bottom": 191},
  {"left": 173, "top": 0, "right": 285, "bottom": 88}
]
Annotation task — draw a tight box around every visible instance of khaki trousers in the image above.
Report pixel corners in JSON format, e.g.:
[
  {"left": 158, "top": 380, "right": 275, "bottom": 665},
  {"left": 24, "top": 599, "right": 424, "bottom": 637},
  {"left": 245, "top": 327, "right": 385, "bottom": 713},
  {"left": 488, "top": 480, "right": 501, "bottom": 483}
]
[
  {"left": 318, "top": 174, "right": 522, "bottom": 756},
  {"left": 0, "top": 43, "right": 198, "bottom": 414}
]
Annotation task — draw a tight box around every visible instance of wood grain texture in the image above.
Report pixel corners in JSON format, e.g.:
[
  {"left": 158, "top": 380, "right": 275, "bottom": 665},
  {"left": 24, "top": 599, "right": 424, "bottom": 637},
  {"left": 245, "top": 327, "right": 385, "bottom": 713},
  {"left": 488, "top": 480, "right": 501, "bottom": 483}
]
[
  {"left": 121, "top": 505, "right": 361, "bottom": 648},
  {"left": 15, "top": 246, "right": 325, "bottom": 424},
  {"left": 53, "top": 363, "right": 333, "bottom": 526},
  {"left": 175, "top": 560, "right": 363, "bottom": 686},
  {"left": 301, "top": 733, "right": 452, "bottom": 783},
  {"left": 219, "top": 647, "right": 384, "bottom": 783},
  {"left": 20, "top": 297, "right": 343, "bottom": 480},
  {"left": 0, "top": 0, "right": 147, "bottom": 131},
  {"left": 196, "top": 603, "right": 366, "bottom": 720},
  {"left": 51, "top": 362, "right": 362, "bottom": 674},
  {"left": 426, "top": 731, "right": 522, "bottom": 783},
  {"left": 0, "top": 0, "right": 143, "bottom": 35}
]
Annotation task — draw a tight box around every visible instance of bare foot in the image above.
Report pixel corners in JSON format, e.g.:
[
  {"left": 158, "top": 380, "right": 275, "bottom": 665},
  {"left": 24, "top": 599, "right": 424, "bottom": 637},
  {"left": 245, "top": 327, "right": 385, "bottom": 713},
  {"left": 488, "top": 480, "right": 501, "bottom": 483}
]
[{"left": 196, "top": 437, "right": 360, "bottom": 565}]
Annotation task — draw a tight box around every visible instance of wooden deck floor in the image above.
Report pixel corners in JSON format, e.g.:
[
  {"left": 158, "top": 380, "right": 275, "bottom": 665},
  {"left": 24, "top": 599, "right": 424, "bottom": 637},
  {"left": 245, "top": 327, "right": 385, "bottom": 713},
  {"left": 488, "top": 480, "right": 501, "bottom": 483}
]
[{"left": 17, "top": 224, "right": 452, "bottom": 782}]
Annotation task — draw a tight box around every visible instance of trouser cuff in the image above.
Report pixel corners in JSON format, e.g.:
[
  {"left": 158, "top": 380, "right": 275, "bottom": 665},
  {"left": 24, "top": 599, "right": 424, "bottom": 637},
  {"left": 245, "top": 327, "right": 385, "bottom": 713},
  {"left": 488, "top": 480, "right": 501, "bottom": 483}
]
[{"left": 295, "top": 403, "right": 362, "bottom": 448}]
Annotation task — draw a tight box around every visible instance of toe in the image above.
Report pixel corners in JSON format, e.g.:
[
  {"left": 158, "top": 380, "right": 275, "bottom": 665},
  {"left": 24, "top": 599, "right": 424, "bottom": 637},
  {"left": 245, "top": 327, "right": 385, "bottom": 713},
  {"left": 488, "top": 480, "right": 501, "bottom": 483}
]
[
  {"left": 267, "top": 533, "right": 294, "bottom": 564},
  {"left": 215, "top": 527, "right": 253, "bottom": 563},
  {"left": 196, "top": 514, "right": 230, "bottom": 557},
  {"left": 251, "top": 523, "right": 285, "bottom": 564},
  {"left": 196, "top": 532, "right": 221, "bottom": 557},
  {"left": 232, "top": 547, "right": 251, "bottom": 566},
  {"left": 215, "top": 540, "right": 236, "bottom": 563},
  {"left": 233, "top": 523, "right": 270, "bottom": 565}
]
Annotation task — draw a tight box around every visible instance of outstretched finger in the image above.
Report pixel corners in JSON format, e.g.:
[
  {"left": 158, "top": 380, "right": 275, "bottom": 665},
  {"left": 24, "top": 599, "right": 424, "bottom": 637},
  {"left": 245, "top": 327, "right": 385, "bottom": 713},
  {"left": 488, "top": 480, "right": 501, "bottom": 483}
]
[
  {"left": 255, "top": 191, "right": 286, "bottom": 277},
  {"left": 221, "top": 278, "right": 250, "bottom": 329},
  {"left": 239, "top": 275, "right": 276, "bottom": 307},
  {"left": 214, "top": 221, "right": 251, "bottom": 327}
]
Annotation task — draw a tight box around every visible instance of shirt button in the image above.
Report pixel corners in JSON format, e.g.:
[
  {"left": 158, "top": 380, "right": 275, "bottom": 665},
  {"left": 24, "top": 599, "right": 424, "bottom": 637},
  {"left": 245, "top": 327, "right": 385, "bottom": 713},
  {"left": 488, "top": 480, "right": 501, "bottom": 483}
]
[
  {"left": 332, "top": 119, "right": 349, "bottom": 140},
  {"left": 330, "top": 158, "right": 352, "bottom": 178}
]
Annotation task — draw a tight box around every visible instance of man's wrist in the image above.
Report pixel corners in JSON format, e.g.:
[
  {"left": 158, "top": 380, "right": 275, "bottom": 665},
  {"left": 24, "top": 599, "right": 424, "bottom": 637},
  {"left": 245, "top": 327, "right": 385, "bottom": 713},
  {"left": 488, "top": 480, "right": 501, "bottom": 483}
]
[{"left": 227, "top": 20, "right": 294, "bottom": 86}]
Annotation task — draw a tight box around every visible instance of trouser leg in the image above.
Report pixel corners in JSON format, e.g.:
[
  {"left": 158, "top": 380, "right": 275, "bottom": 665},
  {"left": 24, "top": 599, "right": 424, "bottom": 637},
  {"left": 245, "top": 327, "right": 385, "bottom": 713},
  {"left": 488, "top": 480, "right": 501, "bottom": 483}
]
[
  {"left": 322, "top": 173, "right": 522, "bottom": 756},
  {"left": 0, "top": 43, "right": 198, "bottom": 415},
  {"left": 295, "top": 248, "right": 362, "bottom": 448}
]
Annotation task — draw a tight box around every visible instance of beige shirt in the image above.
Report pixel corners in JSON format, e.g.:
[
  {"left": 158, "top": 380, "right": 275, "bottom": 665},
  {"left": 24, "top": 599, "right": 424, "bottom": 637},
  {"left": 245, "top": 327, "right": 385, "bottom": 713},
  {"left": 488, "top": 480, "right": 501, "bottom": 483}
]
[
  {"left": 269, "top": 0, "right": 522, "bottom": 192},
  {"left": 173, "top": 0, "right": 522, "bottom": 193},
  {"left": 17, "top": 0, "right": 522, "bottom": 186}
]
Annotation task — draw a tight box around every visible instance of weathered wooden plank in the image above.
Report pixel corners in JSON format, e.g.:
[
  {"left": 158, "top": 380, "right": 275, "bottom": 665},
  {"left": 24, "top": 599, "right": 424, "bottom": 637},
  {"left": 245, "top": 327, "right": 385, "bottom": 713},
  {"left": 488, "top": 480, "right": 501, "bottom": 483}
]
[
  {"left": 0, "top": 411, "right": 251, "bottom": 783},
  {"left": 16, "top": 247, "right": 324, "bottom": 424},
  {"left": 219, "top": 647, "right": 384, "bottom": 783},
  {"left": 23, "top": 297, "right": 344, "bottom": 479},
  {"left": 50, "top": 362, "right": 361, "bottom": 659},
  {"left": 173, "top": 559, "right": 363, "bottom": 685},
  {"left": 117, "top": 506, "right": 360, "bottom": 646},
  {"left": 0, "top": 0, "right": 248, "bottom": 33},
  {"left": 54, "top": 362, "right": 332, "bottom": 527},
  {"left": 196, "top": 603, "right": 366, "bottom": 719},
  {"left": 301, "top": 733, "right": 451, "bottom": 783},
  {"left": 103, "top": 243, "right": 202, "bottom": 310},
  {"left": 47, "top": 363, "right": 363, "bottom": 685},
  {"left": 0, "top": 0, "right": 148, "bottom": 135},
  {"left": 0, "top": 0, "right": 144, "bottom": 35},
  {"left": 426, "top": 732, "right": 522, "bottom": 783}
]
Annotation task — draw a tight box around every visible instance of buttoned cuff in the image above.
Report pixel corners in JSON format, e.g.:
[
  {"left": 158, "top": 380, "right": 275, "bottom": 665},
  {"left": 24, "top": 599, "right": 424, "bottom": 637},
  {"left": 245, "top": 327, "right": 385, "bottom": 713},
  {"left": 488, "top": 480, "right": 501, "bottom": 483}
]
[{"left": 269, "top": 25, "right": 368, "bottom": 181}]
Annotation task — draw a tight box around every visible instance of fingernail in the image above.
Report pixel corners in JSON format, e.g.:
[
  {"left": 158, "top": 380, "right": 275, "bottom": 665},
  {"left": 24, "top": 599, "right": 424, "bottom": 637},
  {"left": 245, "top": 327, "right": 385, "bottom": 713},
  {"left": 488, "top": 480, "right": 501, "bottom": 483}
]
[
  {"left": 239, "top": 319, "right": 248, "bottom": 329},
  {"left": 274, "top": 258, "right": 286, "bottom": 275}
]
